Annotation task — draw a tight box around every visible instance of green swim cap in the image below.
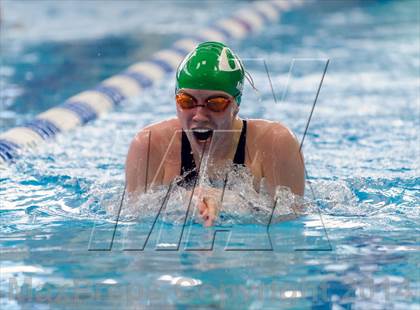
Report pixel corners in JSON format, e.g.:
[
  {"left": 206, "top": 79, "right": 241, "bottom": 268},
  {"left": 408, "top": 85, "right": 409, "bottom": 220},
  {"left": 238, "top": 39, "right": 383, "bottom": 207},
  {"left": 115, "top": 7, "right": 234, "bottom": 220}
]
[{"left": 175, "top": 41, "right": 245, "bottom": 105}]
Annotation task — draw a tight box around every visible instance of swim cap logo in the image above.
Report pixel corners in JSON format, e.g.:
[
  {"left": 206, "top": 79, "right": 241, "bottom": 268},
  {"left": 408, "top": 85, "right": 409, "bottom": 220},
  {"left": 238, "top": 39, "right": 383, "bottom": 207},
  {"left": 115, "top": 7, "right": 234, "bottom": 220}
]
[
  {"left": 236, "top": 81, "right": 243, "bottom": 93},
  {"left": 218, "top": 47, "right": 241, "bottom": 72}
]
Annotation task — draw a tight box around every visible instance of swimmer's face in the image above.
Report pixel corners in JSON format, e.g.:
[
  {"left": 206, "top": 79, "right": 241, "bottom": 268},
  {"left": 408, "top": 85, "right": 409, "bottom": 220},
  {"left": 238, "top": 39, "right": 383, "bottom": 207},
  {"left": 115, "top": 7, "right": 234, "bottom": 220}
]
[{"left": 176, "top": 88, "right": 239, "bottom": 142}]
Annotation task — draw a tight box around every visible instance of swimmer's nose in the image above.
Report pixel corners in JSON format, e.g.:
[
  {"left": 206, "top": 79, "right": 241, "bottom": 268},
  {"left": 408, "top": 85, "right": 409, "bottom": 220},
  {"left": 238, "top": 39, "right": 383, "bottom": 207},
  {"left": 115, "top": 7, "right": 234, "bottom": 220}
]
[{"left": 192, "top": 105, "right": 210, "bottom": 123}]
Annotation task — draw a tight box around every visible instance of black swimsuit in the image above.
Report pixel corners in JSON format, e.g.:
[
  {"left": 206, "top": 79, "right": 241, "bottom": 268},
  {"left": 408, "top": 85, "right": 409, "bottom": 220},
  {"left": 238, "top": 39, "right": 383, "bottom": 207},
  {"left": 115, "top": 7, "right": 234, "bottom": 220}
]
[{"left": 178, "top": 120, "right": 247, "bottom": 187}]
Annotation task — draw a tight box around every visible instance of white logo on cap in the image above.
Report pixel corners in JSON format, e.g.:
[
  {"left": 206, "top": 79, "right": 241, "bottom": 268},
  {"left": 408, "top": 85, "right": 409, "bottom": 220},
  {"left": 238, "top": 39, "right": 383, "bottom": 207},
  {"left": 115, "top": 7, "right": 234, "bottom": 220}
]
[{"left": 218, "top": 47, "right": 241, "bottom": 72}]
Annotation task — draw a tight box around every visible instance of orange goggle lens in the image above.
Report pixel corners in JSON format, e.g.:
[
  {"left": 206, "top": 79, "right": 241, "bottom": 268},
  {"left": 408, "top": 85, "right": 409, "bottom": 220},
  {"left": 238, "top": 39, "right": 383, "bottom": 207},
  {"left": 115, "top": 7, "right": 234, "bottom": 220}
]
[
  {"left": 206, "top": 97, "right": 231, "bottom": 112},
  {"left": 176, "top": 93, "right": 196, "bottom": 109},
  {"left": 176, "top": 93, "right": 231, "bottom": 112}
]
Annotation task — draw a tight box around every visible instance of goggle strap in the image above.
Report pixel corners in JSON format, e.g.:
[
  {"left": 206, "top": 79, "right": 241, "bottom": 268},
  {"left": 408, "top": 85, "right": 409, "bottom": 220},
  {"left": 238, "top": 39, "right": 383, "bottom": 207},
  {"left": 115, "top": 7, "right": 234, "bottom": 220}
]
[{"left": 244, "top": 70, "right": 259, "bottom": 94}]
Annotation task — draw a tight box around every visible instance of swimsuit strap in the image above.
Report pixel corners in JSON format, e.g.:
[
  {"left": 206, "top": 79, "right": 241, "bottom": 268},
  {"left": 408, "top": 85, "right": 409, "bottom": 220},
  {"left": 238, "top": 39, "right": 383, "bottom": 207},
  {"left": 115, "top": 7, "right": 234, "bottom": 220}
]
[
  {"left": 233, "top": 119, "right": 247, "bottom": 165},
  {"left": 180, "top": 130, "right": 198, "bottom": 185},
  {"left": 179, "top": 119, "right": 247, "bottom": 185}
]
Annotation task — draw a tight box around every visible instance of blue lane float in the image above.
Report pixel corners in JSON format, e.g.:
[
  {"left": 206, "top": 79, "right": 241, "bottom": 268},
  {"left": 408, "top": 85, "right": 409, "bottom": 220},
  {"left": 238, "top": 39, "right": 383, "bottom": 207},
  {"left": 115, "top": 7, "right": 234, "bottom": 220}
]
[
  {"left": 60, "top": 101, "right": 97, "bottom": 125},
  {"left": 0, "top": 140, "right": 20, "bottom": 162},
  {"left": 120, "top": 71, "right": 153, "bottom": 89},
  {"left": 22, "top": 119, "right": 61, "bottom": 140},
  {"left": 0, "top": 0, "right": 305, "bottom": 164},
  {"left": 94, "top": 85, "right": 126, "bottom": 106}
]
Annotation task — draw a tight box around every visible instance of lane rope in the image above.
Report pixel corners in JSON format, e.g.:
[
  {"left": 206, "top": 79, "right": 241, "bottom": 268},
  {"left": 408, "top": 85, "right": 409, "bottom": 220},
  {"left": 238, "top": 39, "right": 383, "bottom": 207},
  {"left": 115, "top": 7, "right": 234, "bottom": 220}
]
[{"left": 0, "top": 0, "right": 305, "bottom": 163}]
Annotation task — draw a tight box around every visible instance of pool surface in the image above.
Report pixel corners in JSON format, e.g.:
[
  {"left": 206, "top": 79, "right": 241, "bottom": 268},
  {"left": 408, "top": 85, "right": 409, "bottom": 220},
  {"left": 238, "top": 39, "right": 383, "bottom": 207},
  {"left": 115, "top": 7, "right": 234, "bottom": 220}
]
[{"left": 1, "top": 0, "right": 419, "bottom": 309}]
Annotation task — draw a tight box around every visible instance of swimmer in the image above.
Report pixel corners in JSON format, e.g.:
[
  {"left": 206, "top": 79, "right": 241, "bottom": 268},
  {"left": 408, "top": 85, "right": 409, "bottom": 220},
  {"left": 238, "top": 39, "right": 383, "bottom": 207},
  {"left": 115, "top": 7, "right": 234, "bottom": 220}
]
[{"left": 125, "top": 41, "right": 305, "bottom": 226}]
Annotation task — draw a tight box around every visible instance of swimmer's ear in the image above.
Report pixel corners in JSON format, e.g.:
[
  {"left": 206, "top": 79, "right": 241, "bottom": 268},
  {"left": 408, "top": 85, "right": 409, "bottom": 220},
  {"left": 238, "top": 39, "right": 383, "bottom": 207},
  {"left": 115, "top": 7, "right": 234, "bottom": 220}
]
[{"left": 233, "top": 104, "right": 239, "bottom": 117}]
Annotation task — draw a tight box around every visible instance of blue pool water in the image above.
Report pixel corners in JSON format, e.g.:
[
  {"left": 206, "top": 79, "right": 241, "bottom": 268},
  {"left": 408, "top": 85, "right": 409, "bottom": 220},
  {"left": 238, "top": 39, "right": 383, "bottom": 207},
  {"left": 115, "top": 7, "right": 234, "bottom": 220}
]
[{"left": 1, "top": 0, "right": 419, "bottom": 309}]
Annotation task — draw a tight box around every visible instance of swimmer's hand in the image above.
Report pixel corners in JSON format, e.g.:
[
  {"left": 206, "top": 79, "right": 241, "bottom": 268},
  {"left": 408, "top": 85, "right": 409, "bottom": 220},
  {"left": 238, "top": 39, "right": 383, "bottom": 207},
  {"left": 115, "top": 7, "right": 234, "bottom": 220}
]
[
  {"left": 186, "top": 187, "right": 222, "bottom": 227},
  {"left": 198, "top": 196, "right": 219, "bottom": 227}
]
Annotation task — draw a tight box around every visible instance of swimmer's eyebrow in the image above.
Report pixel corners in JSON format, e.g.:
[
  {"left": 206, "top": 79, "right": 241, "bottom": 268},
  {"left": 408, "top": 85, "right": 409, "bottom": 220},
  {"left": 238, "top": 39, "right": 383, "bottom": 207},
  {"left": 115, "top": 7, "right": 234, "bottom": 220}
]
[
  {"left": 180, "top": 91, "right": 230, "bottom": 100},
  {"left": 178, "top": 90, "right": 194, "bottom": 97},
  {"left": 206, "top": 94, "right": 230, "bottom": 100},
  {"left": 177, "top": 91, "right": 197, "bottom": 103}
]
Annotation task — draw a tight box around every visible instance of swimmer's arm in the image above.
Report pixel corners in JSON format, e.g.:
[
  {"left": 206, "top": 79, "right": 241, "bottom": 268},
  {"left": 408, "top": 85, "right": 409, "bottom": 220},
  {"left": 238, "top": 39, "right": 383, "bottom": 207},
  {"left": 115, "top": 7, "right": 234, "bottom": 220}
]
[
  {"left": 262, "top": 124, "right": 305, "bottom": 198},
  {"left": 125, "top": 130, "right": 164, "bottom": 194}
]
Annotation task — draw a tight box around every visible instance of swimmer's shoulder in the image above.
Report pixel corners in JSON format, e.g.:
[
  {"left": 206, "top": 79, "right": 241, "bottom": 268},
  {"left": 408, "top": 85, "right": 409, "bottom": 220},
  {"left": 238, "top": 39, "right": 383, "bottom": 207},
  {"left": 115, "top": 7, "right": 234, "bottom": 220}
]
[
  {"left": 246, "top": 119, "right": 296, "bottom": 142},
  {"left": 246, "top": 119, "right": 301, "bottom": 164},
  {"left": 140, "top": 118, "right": 181, "bottom": 134},
  {"left": 130, "top": 118, "right": 182, "bottom": 166},
  {"left": 134, "top": 118, "right": 181, "bottom": 144}
]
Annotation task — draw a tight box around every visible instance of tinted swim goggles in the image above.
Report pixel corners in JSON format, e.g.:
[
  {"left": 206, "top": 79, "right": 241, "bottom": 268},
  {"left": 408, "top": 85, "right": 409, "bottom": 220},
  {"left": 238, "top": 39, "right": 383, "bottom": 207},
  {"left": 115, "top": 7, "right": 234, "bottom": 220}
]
[{"left": 175, "top": 92, "right": 237, "bottom": 112}]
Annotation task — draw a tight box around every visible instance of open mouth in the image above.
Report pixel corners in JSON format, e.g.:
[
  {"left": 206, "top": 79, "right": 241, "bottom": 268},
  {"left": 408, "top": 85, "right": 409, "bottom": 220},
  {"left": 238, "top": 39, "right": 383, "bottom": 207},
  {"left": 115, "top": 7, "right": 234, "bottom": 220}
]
[{"left": 192, "top": 128, "right": 213, "bottom": 141}]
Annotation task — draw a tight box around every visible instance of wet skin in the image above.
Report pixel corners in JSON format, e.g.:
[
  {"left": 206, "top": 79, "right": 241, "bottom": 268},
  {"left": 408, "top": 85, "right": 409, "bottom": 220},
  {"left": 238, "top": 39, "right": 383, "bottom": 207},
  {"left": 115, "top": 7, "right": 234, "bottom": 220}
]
[{"left": 125, "top": 88, "right": 305, "bottom": 226}]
